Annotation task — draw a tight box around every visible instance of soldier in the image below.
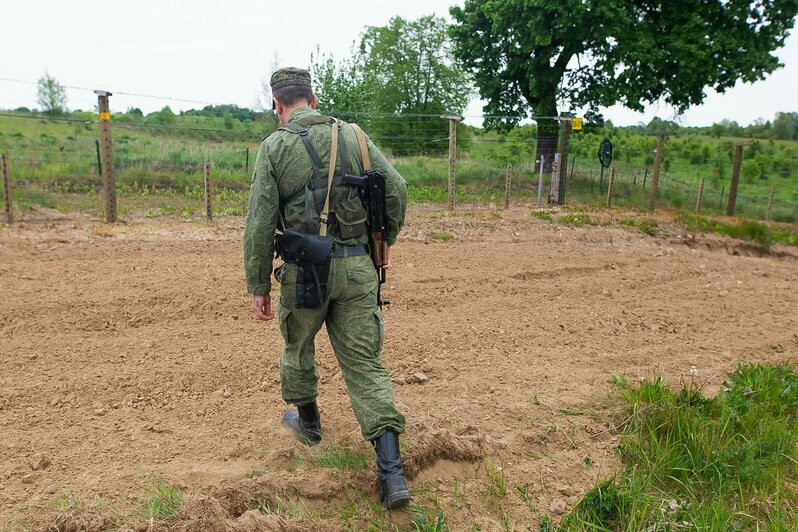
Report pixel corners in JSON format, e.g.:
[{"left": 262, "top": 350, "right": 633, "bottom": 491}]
[{"left": 243, "top": 67, "right": 410, "bottom": 509}]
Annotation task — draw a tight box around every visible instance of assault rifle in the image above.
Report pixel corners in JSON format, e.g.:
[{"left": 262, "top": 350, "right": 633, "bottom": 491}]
[{"left": 343, "top": 169, "right": 390, "bottom": 306}]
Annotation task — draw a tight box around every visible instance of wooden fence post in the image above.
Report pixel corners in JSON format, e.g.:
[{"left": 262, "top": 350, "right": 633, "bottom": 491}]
[
  {"left": 695, "top": 177, "right": 705, "bottom": 214},
  {"left": 606, "top": 168, "right": 615, "bottom": 208},
  {"left": 765, "top": 186, "right": 775, "bottom": 222},
  {"left": 642, "top": 167, "right": 648, "bottom": 188},
  {"left": 726, "top": 144, "right": 743, "bottom": 217},
  {"left": 719, "top": 185, "right": 725, "bottom": 210},
  {"left": 442, "top": 115, "right": 461, "bottom": 211},
  {"left": 2, "top": 153, "right": 12, "bottom": 224},
  {"left": 95, "top": 90, "right": 117, "bottom": 223},
  {"left": 504, "top": 164, "right": 512, "bottom": 210},
  {"left": 203, "top": 162, "right": 213, "bottom": 221},
  {"left": 648, "top": 135, "right": 665, "bottom": 212},
  {"left": 245, "top": 148, "right": 250, "bottom": 173}
]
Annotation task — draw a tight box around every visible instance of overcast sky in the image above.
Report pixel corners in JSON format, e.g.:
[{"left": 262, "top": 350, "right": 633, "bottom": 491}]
[{"left": 1, "top": 0, "right": 795, "bottom": 127}]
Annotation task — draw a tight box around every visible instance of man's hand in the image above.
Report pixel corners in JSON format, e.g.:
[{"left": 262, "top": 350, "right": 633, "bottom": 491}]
[
  {"left": 251, "top": 294, "right": 274, "bottom": 321},
  {"left": 383, "top": 245, "right": 393, "bottom": 269}
]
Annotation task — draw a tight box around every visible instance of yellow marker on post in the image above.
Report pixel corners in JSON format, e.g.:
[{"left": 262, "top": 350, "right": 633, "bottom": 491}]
[
  {"left": 571, "top": 117, "right": 583, "bottom": 131},
  {"left": 99, "top": 112, "right": 110, "bottom": 121}
]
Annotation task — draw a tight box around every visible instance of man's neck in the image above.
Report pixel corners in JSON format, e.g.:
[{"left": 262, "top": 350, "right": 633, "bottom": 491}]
[{"left": 280, "top": 104, "right": 313, "bottom": 124}]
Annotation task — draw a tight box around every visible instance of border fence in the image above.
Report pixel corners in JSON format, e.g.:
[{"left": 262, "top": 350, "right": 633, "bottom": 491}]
[{"left": 1, "top": 87, "right": 797, "bottom": 226}]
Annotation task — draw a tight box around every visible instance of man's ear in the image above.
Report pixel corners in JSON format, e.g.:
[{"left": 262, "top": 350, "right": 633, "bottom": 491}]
[
  {"left": 272, "top": 98, "right": 280, "bottom": 113},
  {"left": 310, "top": 94, "right": 318, "bottom": 110}
]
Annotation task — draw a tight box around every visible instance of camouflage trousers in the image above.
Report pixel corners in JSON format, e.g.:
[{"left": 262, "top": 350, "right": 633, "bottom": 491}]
[{"left": 276, "top": 253, "right": 405, "bottom": 441}]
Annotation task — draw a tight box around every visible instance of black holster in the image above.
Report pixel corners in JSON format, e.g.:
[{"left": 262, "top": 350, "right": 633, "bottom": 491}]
[{"left": 277, "top": 229, "right": 333, "bottom": 309}]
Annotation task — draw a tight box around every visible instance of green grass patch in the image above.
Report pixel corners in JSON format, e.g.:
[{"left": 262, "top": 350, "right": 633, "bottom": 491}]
[
  {"left": 562, "top": 362, "right": 798, "bottom": 530},
  {"left": 636, "top": 218, "right": 660, "bottom": 236},
  {"left": 429, "top": 231, "right": 453, "bottom": 241},
  {"left": 555, "top": 213, "right": 597, "bottom": 227},
  {"left": 530, "top": 210, "right": 552, "bottom": 221},
  {"left": 51, "top": 489, "right": 86, "bottom": 512},
  {"left": 412, "top": 507, "right": 448, "bottom": 531},
  {"left": 251, "top": 494, "right": 323, "bottom": 522},
  {"left": 676, "top": 212, "right": 798, "bottom": 248},
  {"left": 298, "top": 444, "right": 372, "bottom": 472},
  {"left": 141, "top": 478, "right": 183, "bottom": 522}
]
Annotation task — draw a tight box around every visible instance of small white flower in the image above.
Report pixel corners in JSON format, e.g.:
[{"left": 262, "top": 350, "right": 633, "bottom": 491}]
[{"left": 690, "top": 365, "right": 697, "bottom": 376}]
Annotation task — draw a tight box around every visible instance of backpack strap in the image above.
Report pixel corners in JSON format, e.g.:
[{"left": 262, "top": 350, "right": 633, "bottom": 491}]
[
  {"left": 350, "top": 123, "right": 371, "bottom": 171},
  {"left": 318, "top": 120, "right": 339, "bottom": 236}
]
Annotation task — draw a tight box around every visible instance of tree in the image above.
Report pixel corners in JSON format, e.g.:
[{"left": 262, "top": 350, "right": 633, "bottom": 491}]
[
  {"left": 773, "top": 112, "right": 796, "bottom": 140},
  {"left": 310, "top": 45, "right": 375, "bottom": 114},
  {"left": 146, "top": 106, "right": 176, "bottom": 125},
  {"left": 709, "top": 123, "right": 726, "bottom": 138},
  {"left": 36, "top": 71, "right": 68, "bottom": 115},
  {"left": 450, "top": 0, "right": 797, "bottom": 162},
  {"left": 311, "top": 15, "right": 471, "bottom": 154}
]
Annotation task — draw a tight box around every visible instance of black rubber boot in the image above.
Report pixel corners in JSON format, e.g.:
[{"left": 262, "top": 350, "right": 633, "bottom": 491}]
[
  {"left": 372, "top": 431, "right": 411, "bottom": 509},
  {"left": 282, "top": 402, "right": 322, "bottom": 446}
]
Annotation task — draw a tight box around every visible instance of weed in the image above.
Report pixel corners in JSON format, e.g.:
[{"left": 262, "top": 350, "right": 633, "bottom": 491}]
[
  {"left": 485, "top": 459, "right": 507, "bottom": 499},
  {"left": 412, "top": 507, "right": 448, "bottom": 532},
  {"left": 609, "top": 374, "right": 630, "bottom": 390},
  {"left": 52, "top": 489, "right": 85, "bottom": 512},
  {"left": 637, "top": 218, "right": 659, "bottom": 236},
  {"left": 299, "top": 444, "right": 371, "bottom": 471},
  {"left": 252, "top": 495, "right": 322, "bottom": 522},
  {"left": 530, "top": 210, "right": 552, "bottom": 221},
  {"left": 515, "top": 484, "right": 536, "bottom": 513},
  {"left": 556, "top": 214, "right": 596, "bottom": 227},
  {"left": 539, "top": 515, "right": 552, "bottom": 531},
  {"left": 242, "top": 467, "right": 266, "bottom": 479},
  {"left": 429, "top": 231, "right": 454, "bottom": 241},
  {"left": 141, "top": 478, "right": 183, "bottom": 522},
  {"left": 529, "top": 391, "right": 541, "bottom": 406}
]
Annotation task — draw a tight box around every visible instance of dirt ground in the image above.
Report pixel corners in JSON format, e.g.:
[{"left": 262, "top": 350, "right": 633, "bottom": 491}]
[{"left": 1, "top": 204, "right": 797, "bottom": 530}]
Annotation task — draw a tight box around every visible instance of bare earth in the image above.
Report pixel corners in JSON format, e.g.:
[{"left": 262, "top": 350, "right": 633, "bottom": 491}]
[{"left": 1, "top": 204, "right": 797, "bottom": 530}]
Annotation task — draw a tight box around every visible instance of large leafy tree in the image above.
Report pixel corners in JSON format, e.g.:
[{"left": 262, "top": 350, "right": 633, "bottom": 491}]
[
  {"left": 450, "top": 0, "right": 798, "bottom": 160},
  {"left": 311, "top": 15, "right": 471, "bottom": 154}
]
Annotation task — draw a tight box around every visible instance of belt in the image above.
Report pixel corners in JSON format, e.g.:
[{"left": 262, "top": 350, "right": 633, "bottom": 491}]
[{"left": 330, "top": 244, "right": 369, "bottom": 258}]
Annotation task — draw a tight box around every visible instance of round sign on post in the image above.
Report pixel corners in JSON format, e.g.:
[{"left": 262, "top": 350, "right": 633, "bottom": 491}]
[{"left": 598, "top": 139, "right": 613, "bottom": 168}]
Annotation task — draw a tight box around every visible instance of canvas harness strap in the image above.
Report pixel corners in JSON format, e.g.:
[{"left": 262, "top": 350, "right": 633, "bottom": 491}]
[{"left": 350, "top": 123, "right": 371, "bottom": 170}]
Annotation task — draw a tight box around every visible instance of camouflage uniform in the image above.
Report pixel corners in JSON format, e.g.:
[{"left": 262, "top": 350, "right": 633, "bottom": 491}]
[{"left": 243, "top": 93, "right": 408, "bottom": 441}]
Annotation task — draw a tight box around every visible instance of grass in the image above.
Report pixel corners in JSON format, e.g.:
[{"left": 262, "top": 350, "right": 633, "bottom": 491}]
[
  {"left": 429, "top": 230, "right": 453, "bottom": 241},
  {"left": 555, "top": 213, "right": 597, "bottom": 227},
  {"left": 412, "top": 508, "right": 448, "bottom": 531},
  {"left": 251, "top": 494, "right": 323, "bottom": 523},
  {"left": 2, "top": 112, "right": 795, "bottom": 224},
  {"left": 51, "top": 490, "right": 86, "bottom": 512},
  {"left": 561, "top": 362, "right": 798, "bottom": 530},
  {"left": 141, "top": 478, "right": 183, "bottom": 522},
  {"left": 676, "top": 212, "right": 798, "bottom": 248},
  {"left": 297, "top": 443, "right": 372, "bottom": 472}
]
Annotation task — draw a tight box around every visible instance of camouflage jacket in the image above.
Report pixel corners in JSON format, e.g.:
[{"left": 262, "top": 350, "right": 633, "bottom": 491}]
[{"left": 243, "top": 107, "right": 408, "bottom": 295}]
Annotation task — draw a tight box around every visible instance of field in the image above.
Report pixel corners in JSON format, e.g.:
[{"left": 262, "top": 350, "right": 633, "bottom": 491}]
[
  {"left": 2, "top": 112, "right": 798, "bottom": 224},
  {"left": 2, "top": 204, "right": 798, "bottom": 530}
]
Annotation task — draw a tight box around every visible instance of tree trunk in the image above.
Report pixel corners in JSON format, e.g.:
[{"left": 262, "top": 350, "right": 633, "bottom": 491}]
[{"left": 533, "top": 95, "right": 558, "bottom": 172}]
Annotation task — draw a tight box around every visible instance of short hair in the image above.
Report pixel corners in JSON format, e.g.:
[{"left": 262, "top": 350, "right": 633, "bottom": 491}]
[{"left": 273, "top": 85, "right": 313, "bottom": 108}]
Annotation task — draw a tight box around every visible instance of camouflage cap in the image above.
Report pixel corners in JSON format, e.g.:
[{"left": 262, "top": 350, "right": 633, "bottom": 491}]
[{"left": 270, "top": 67, "right": 312, "bottom": 92}]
